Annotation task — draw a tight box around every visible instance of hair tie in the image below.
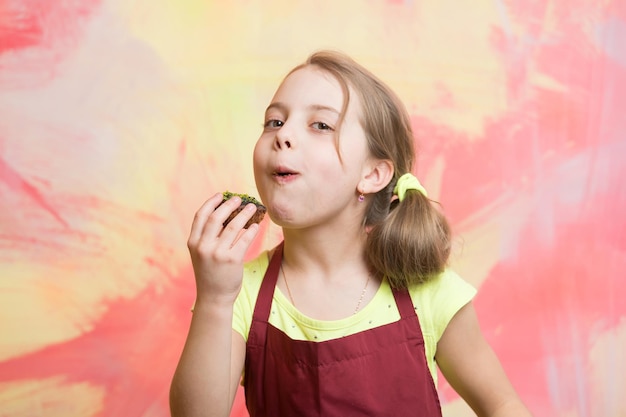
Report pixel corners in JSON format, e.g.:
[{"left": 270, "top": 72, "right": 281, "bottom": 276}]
[{"left": 393, "top": 173, "right": 428, "bottom": 201}]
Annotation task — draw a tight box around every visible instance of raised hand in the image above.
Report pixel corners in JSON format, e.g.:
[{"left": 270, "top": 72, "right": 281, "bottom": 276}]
[{"left": 187, "top": 192, "right": 261, "bottom": 306}]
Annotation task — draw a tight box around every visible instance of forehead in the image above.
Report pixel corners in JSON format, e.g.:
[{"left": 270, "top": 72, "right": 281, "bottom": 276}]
[{"left": 273, "top": 66, "right": 360, "bottom": 114}]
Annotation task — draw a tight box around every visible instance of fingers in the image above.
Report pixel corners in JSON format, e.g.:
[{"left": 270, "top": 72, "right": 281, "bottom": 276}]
[
  {"left": 188, "top": 192, "right": 225, "bottom": 244},
  {"left": 188, "top": 193, "right": 260, "bottom": 252},
  {"left": 219, "top": 203, "right": 258, "bottom": 245},
  {"left": 231, "top": 218, "right": 260, "bottom": 251}
]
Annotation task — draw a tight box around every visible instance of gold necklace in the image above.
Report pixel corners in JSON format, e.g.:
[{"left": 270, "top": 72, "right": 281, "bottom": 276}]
[{"left": 280, "top": 263, "right": 371, "bottom": 314}]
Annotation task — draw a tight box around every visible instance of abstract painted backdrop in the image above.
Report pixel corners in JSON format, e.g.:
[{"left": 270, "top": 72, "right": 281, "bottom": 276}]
[{"left": 1, "top": 1, "right": 625, "bottom": 416}]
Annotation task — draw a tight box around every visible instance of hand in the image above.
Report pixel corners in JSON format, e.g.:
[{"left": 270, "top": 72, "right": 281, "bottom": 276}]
[{"left": 187, "top": 192, "right": 261, "bottom": 306}]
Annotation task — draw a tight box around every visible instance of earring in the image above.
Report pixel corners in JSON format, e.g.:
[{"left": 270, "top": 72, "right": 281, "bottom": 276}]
[{"left": 358, "top": 193, "right": 365, "bottom": 202}]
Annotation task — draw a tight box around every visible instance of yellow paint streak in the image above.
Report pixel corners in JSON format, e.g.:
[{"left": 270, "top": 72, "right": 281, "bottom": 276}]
[
  {"left": 589, "top": 319, "right": 626, "bottom": 416},
  {"left": 0, "top": 264, "right": 98, "bottom": 361},
  {"left": 110, "top": 0, "right": 509, "bottom": 139},
  {"left": 530, "top": 72, "right": 569, "bottom": 93},
  {"left": 449, "top": 217, "right": 504, "bottom": 289},
  {"left": 0, "top": 378, "right": 104, "bottom": 417},
  {"left": 450, "top": 186, "right": 536, "bottom": 288}
]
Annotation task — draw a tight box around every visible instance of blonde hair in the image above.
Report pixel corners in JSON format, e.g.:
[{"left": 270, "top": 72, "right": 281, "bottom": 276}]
[{"left": 294, "top": 50, "right": 451, "bottom": 288}]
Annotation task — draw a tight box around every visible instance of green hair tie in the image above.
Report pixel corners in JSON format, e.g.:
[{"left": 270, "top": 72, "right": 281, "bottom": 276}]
[{"left": 393, "top": 173, "right": 428, "bottom": 201}]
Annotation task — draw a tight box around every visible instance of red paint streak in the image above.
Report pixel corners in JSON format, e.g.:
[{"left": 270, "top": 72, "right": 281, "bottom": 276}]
[
  {"left": 0, "top": 2, "right": 43, "bottom": 52},
  {"left": 0, "top": 262, "right": 196, "bottom": 416},
  {"left": 0, "top": 0, "right": 102, "bottom": 54},
  {"left": 0, "top": 156, "right": 68, "bottom": 227},
  {"left": 0, "top": 0, "right": 103, "bottom": 88}
]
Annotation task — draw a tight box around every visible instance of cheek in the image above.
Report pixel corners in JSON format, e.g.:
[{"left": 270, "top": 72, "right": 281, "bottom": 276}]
[
  {"left": 340, "top": 135, "right": 369, "bottom": 160},
  {"left": 252, "top": 144, "right": 268, "bottom": 197},
  {"left": 308, "top": 151, "right": 342, "bottom": 179},
  {"left": 252, "top": 140, "right": 264, "bottom": 172},
  {"left": 311, "top": 158, "right": 355, "bottom": 196},
  {"left": 338, "top": 126, "right": 370, "bottom": 163}
]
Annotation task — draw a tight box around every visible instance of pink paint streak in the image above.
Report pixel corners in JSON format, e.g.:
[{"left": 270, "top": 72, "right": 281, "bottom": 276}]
[{"left": 427, "top": 1, "right": 626, "bottom": 415}]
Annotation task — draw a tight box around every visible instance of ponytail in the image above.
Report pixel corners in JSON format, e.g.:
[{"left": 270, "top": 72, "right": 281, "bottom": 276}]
[{"left": 365, "top": 178, "right": 451, "bottom": 289}]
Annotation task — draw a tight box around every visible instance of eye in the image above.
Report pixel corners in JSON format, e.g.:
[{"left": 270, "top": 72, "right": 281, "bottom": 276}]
[
  {"left": 312, "top": 121, "right": 334, "bottom": 131},
  {"left": 264, "top": 119, "right": 284, "bottom": 128}
]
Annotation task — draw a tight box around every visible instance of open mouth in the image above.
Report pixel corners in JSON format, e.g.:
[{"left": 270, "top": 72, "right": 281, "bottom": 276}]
[
  {"left": 272, "top": 167, "right": 298, "bottom": 184},
  {"left": 273, "top": 168, "right": 298, "bottom": 177}
]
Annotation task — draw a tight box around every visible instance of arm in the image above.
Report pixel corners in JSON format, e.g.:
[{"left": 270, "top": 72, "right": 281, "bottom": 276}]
[
  {"left": 435, "top": 302, "right": 533, "bottom": 417},
  {"left": 170, "top": 193, "right": 260, "bottom": 417},
  {"left": 170, "top": 308, "right": 247, "bottom": 417}
]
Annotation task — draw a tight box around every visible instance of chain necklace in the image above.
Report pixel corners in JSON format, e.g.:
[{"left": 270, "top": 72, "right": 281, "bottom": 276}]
[{"left": 280, "top": 263, "right": 371, "bottom": 315}]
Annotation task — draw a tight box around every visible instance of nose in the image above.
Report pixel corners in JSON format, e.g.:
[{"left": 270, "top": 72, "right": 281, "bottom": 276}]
[{"left": 274, "top": 129, "right": 293, "bottom": 150}]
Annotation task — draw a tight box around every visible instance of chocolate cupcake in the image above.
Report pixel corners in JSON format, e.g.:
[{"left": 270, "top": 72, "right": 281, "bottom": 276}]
[{"left": 220, "top": 191, "right": 266, "bottom": 228}]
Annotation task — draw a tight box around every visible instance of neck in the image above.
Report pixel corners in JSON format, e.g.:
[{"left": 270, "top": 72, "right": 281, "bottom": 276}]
[
  {"left": 276, "top": 223, "right": 379, "bottom": 320},
  {"left": 280, "top": 226, "right": 370, "bottom": 283}
]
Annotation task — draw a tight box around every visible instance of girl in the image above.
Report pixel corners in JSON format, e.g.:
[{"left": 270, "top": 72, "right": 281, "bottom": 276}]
[{"left": 170, "top": 51, "right": 532, "bottom": 417}]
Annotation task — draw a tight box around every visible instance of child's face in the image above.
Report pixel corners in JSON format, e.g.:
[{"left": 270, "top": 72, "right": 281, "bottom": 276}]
[{"left": 253, "top": 66, "right": 372, "bottom": 230}]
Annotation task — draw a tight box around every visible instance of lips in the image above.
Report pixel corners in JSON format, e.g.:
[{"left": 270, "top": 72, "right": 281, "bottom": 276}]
[
  {"left": 272, "top": 165, "right": 299, "bottom": 181},
  {"left": 272, "top": 165, "right": 298, "bottom": 176}
]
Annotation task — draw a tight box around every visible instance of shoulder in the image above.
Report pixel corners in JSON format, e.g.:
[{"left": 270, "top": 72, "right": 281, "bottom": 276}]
[
  {"left": 412, "top": 268, "right": 476, "bottom": 299},
  {"left": 409, "top": 269, "right": 477, "bottom": 342}
]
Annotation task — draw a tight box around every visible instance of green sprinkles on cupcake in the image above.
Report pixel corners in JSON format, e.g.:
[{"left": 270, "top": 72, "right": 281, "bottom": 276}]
[{"left": 221, "top": 191, "right": 266, "bottom": 228}]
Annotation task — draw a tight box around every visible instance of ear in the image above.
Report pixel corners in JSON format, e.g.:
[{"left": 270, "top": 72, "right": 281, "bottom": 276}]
[{"left": 359, "top": 158, "right": 394, "bottom": 194}]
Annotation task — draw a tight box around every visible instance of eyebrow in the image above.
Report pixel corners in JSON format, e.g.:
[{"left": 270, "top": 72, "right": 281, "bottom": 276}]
[{"left": 265, "top": 102, "right": 340, "bottom": 115}]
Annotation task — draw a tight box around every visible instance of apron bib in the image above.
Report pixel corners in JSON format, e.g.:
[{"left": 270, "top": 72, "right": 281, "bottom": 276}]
[{"left": 244, "top": 243, "right": 442, "bottom": 416}]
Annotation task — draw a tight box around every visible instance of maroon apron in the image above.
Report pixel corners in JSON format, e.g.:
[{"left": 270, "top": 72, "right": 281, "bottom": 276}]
[{"left": 244, "top": 243, "right": 442, "bottom": 416}]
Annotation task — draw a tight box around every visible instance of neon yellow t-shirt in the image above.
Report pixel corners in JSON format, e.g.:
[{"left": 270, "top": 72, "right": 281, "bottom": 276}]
[{"left": 233, "top": 250, "right": 477, "bottom": 383}]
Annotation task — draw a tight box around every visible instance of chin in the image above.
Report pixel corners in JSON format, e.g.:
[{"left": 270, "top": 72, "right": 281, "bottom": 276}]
[{"left": 267, "top": 204, "right": 296, "bottom": 227}]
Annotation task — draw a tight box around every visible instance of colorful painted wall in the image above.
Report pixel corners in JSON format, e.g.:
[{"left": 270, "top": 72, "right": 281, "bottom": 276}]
[{"left": 1, "top": 1, "right": 625, "bottom": 416}]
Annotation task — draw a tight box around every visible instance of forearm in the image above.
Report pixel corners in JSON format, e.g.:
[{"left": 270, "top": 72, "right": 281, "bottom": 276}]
[
  {"left": 170, "top": 301, "right": 236, "bottom": 417},
  {"left": 437, "top": 303, "right": 533, "bottom": 417}
]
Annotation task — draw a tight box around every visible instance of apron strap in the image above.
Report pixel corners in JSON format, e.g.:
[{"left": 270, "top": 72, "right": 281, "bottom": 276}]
[
  {"left": 392, "top": 287, "right": 417, "bottom": 319},
  {"left": 252, "top": 241, "right": 283, "bottom": 322}
]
